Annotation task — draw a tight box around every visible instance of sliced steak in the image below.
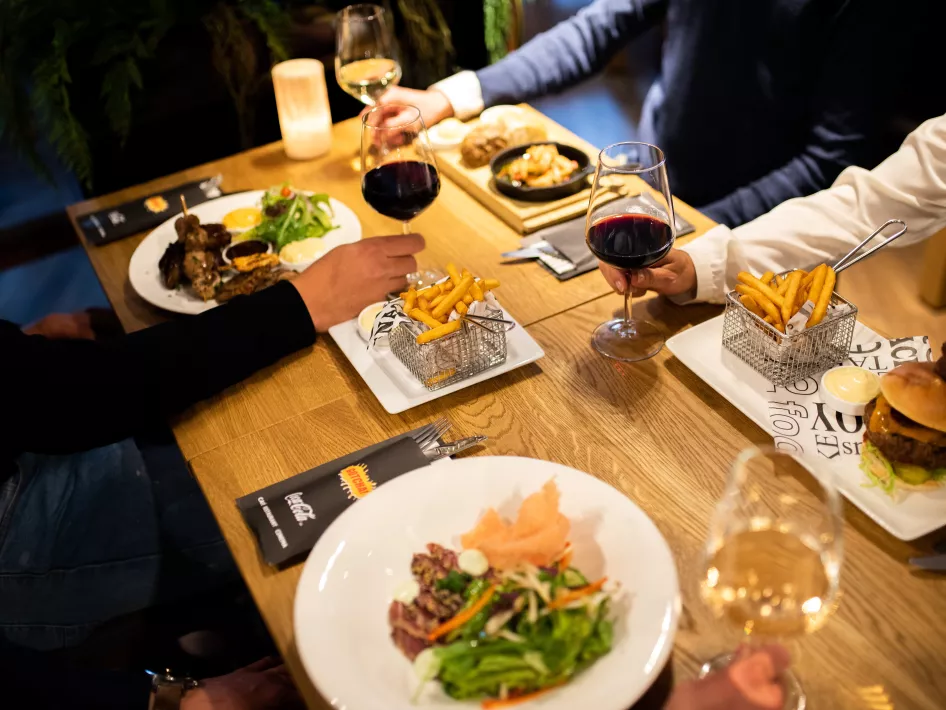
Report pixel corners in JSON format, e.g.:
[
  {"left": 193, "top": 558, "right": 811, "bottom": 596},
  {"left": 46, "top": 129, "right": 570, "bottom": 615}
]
[{"left": 391, "top": 628, "right": 429, "bottom": 661}]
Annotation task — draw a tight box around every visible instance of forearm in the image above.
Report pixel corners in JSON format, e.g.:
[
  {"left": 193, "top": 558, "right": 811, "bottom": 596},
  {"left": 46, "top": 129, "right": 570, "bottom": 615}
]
[
  {"left": 683, "top": 114, "right": 946, "bottom": 302},
  {"left": 474, "top": 0, "right": 664, "bottom": 108},
  {"left": 8, "top": 282, "right": 315, "bottom": 455}
]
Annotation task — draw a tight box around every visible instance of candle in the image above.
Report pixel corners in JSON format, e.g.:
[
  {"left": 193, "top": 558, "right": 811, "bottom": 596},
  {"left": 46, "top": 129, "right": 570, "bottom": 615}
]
[{"left": 272, "top": 59, "right": 333, "bottom": 160}]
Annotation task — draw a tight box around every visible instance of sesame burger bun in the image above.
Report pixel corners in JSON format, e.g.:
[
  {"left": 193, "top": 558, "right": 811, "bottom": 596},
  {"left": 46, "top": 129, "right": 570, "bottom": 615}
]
[{"left": 880, "top": 362, "right": 946, "bottom": 434}]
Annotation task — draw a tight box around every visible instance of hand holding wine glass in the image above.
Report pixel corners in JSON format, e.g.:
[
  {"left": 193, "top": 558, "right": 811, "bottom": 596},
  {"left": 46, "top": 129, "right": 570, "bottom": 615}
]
[
  {"left": 699, "top": 447, "right": 843, "bottom": 710},
  {"left": 585, "top": 142, "right": 676, "bottom": 361},
  {"left": 335, "top": 4, "right": 401, "bottom": 106}
]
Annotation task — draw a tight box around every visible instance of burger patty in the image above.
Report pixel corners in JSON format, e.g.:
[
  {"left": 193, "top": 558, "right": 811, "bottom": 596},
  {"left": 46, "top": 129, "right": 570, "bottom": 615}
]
[{"left": 864, "top": 400, "right": 946, "bottom": 470}]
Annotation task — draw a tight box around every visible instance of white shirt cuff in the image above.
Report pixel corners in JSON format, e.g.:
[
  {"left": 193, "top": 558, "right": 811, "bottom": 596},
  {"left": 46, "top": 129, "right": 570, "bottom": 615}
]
[
  {"left": 430, "top": 71, "right": 484, "bottom": 122},
  {"left": 679, "top": 225, "right": 733, "bottom": 304}
]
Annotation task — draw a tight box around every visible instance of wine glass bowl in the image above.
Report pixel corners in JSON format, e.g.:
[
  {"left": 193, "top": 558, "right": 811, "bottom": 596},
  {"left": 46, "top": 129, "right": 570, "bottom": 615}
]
[
  {"left": 699, "top": 447, "right": 843, "bottom": 709},
  {"left": 585, "top": 142, "right": 676, "bottom": 362},
  {"left": 361, "top": 104, "right": 440, "bottom": 234},
  {"left": 335, "top": 4, "right": 402, "bottom": 106}
]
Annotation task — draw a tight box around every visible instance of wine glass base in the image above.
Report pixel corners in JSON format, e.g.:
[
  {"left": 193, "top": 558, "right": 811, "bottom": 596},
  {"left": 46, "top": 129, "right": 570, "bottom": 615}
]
[
  {"left": 591, "top": 318, "right": 664, "bottom": 362},
  {"left": 699, "top": 653, "right": 805, "bottom": 710}
]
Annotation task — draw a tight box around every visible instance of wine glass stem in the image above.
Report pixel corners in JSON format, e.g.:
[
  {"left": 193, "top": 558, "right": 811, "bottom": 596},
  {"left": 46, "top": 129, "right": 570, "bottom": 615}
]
[
  {"left": 402, "top": 220, "right": 412, "bottom": 235},
  {"left": 623, "top": 284, "right": 632, "bottom": 324}
]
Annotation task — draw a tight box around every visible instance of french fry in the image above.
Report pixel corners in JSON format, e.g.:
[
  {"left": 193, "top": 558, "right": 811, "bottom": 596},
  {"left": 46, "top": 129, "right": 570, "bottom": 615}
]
[
  {"left": 430, "top": 293, "right": 447, "bottom": 309},
  {"left": 438, "top": 314, "right": 449, "bottom": 323},
  {"left": 416, "top": 320, "right": 462, "bottom": 344},
  {"left": 764, "top": 315, "right": 778, "bottom": 325},
  {"left": 735, "top": 284, "right": 782, "bottom": 330},
  {"left": 418, "top": 284, "right": 441, "bottom": 300},
  {"left": 455, "top": 301, "right": 468, "bottom": 315},
  {"left": 805, "top": 266, "right": 828, "bottom": 320},
  {"left": 737, "top": 272, "right": 784, "bottom": 308},
  {"left": 417, "top": 296, "right": 430, "bottom": 311},
  {"left": 807, "top": 266, "right": 836, "bottom": 327},
  {"left": 777, "top": 276, "right": 792, "bottom": 297},
  {"left": 740, "top": 294, "right": 765, "bottom": 318},
  {"left": 443, "top": 281, "right": 455, "bottom": 292},
  {"left": 446, "top": 262, "right": 462, "bottom": 288},
  {"left": 403, "top": 288, "right": 417, "bottom": 313},
  {"left": 461, "top": 268, "right": 472, "bottom": 280},
  {"left": 410, "top": 308, "right": 442, "bottom": 329},
  {"left": 761, "top": 271, "right": 775, "bottom": 288},
  {"left": 802, "top": 263, "right": 825, "bottom": 291},
  {"left": 482, "top": 278, "right": 500, "bottom": 291},
  {"left": 462, "top": 294, "right": 473, "bottom": 305},
  {"left": 432, "top": 274, "right": 474, "bottom": 318},
  {"left": 469, "top": 280, "right": 485, "bottom": 301},
  {"left": 781, "top": 271, "right": 803, "bottom": 323}
]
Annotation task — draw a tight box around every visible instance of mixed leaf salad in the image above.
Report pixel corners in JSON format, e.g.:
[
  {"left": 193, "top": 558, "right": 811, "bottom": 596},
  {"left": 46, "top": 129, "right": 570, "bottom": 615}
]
[
  {"left": 388, "top": 482, "right": 616, "bottom": 707},
  {"left": 245, "top": 183, "right": 337, "bottom": 252}
]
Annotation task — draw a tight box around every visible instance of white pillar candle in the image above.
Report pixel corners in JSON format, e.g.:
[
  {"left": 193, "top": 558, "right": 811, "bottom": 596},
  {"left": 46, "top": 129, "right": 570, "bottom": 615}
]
[{"left": 272, "top": 59, "right": 333, "bottom": 160}]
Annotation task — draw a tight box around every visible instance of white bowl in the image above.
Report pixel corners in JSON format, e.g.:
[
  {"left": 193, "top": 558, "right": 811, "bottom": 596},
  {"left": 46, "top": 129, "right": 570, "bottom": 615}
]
[
  {"left": 293, "top": 456, "right": 680, "bottom": 710},
  {"left": 820, "top": 366, "right": 880, "bottom": 416},
  {"left": 357, "top": 301, "right": 386, "bottom": 342}
]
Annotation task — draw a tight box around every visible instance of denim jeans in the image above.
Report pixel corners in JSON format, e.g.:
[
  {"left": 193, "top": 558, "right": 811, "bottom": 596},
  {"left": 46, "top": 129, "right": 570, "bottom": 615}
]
[{"left": 0, "top": 438, "right": 237, "bottom": 651}]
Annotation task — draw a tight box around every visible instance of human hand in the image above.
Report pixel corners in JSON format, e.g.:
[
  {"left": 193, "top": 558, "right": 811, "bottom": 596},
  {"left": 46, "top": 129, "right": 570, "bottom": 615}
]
[
  {"left": 22, "top": 312, "right": 96, "bottom": 340},
  {"left": 598, "top": 249, "right": 696, "bottom": 300},
  {"left": 664, "top": 645, "right": 791, "bottom": 710},
  {"left": 291, "top": 233, "right": 426, "bottom": 332},
  {"left": 181, "top": 657, "right": 302, "bottom": 710},
  {"left": 367, "top": 85, "right": 454, "bottom": 127}
]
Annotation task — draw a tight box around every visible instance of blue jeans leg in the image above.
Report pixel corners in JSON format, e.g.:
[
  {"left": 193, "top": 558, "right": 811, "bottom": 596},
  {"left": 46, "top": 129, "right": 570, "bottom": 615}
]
[{"left": 0, "top": 439, "right": 237, "bottom": 651}]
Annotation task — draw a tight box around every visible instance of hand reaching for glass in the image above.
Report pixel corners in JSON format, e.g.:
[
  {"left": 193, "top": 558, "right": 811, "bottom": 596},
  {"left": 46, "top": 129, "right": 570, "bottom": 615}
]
[
  {"left": 366, "top": 85, "right": 455, "bottom": 128},
  {"left": 665, "top": 645, "right": 791, "bottom": 710},
  {"left": 598, "top": 249, "right": 697, "bottom": 299}
]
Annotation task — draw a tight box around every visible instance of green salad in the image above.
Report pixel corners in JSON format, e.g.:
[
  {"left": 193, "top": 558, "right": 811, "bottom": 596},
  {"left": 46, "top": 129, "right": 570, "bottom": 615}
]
[
  {"left": 245, "top": 183, "right": 337, "bottom": 252},
  {"left": 393, "top": 547, "right": 613, "bottom": 707}
]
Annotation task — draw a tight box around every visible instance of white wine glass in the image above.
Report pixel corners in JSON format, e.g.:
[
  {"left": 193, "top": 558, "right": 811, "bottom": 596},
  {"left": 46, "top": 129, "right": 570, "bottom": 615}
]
[
  {"left": 335, "top": 4, "right": 402, "bottom": 106},
  {"left": 699, "top": 446, "right": 843, "bottom": 709}
]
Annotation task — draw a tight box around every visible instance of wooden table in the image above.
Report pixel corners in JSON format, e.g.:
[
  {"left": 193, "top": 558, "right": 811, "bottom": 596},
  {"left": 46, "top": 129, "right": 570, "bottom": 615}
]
[{"left": 71, "top": 115, "right": 946, "bottom": 710}]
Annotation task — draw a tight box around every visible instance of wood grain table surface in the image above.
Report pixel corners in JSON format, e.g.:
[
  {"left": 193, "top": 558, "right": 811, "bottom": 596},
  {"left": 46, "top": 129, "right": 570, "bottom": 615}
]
[{"left": 69, "top": 113, "right": 946, "bottom": 709}]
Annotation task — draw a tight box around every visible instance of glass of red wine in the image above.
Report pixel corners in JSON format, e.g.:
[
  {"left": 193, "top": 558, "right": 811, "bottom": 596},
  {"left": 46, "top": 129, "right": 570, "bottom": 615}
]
[
  {"left": 361, "top": 103, "right": 440, "bottom": 235},
  {"left": 585, "top": 142, "right": 676, "bottom": 361}
]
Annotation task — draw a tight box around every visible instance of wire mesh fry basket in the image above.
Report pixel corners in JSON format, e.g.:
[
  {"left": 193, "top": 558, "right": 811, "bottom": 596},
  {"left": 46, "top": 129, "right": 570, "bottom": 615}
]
[
  {"left": 390, "top": 307, "right": 508, "bottom": 391},
  {"left": 722, "top": 277, "right": 857, "bottom": 386}
]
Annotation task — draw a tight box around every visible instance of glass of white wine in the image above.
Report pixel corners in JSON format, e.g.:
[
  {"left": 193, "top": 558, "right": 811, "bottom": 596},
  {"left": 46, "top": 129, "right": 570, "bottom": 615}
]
[
  {"left": 335, "top": 4, "right": 402, "bottom": 106},
  {"left": 700, "top": 446, "right": 843, "bottom": 709}
]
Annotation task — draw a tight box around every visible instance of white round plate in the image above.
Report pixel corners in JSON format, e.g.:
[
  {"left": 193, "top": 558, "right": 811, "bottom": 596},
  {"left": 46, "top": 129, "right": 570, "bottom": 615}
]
[
  {"left": 294, "top": 456, "right": 680, "bottom": 710},
  {"left": 128, "top": 191, "right": 362, "bottom": 315}
]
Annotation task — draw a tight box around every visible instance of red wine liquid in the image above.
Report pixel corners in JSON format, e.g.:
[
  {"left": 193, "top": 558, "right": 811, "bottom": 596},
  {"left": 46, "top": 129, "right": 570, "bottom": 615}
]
[
  {"left": 586, "top": 213, "right": 674, "bottom": 270},
  {"left": 362, "top": 161, "right": 441, "bottom": 221}
]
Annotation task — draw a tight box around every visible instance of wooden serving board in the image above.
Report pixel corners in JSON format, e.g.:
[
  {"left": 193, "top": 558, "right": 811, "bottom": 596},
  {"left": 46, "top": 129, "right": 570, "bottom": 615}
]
[{"left": 434, "top": 105, "right": 605, "bottom": 234}]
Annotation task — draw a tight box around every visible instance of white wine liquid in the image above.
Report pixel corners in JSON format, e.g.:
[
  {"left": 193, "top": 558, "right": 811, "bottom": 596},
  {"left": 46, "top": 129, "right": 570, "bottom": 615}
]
[
  {"left": 337, "top": 58, "right": 401, "bottom": 105},
  {"left": 702, "top": 529, "right": 835, "bottom": 638}
]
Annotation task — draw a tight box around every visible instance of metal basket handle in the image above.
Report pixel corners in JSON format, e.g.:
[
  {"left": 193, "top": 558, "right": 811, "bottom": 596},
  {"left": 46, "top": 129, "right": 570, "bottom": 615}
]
[{"left": 833, "top": 219, "right": 908, "bottom": 274}]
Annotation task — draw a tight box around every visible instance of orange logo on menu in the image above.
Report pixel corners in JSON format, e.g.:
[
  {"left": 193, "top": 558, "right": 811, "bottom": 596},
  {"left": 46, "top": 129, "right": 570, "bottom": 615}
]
[
  {"left": 144, "top": 196, "right": 169, "bottom": 213},
  {"left": 338, "top": 463, "right": 376, "bottom": 500}
]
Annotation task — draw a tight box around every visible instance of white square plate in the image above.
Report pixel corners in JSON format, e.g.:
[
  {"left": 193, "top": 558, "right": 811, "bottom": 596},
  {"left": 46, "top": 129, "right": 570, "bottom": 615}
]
[
  {"left": 329, "top": 310, "right": 545, "bottom": 414},
  {"left": 667, "top": 315, "right": 946, "bottom": 541}
]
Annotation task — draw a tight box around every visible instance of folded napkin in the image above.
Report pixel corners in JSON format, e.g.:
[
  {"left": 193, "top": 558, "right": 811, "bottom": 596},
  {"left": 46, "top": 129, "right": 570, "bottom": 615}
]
[
  {"left": 77, "top": 175, "right": 224, "bottom": 246},
  {"left": 237, "top": 431, "right": 431, "bottom": 566},
  {"left": 524, "top": 194, "right": 696, "bottom": 281}
]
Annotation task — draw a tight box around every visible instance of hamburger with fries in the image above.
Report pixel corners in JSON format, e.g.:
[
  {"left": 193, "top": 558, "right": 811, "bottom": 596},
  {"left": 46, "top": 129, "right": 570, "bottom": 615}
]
[{"left": 861, "top": 345, "right": 946, "bottom": 492}]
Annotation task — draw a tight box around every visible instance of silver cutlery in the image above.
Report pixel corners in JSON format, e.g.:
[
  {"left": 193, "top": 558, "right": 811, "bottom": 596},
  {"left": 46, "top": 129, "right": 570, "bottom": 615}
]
[
  {"left": 501, "top": 241, "right": 563, "bottom": 261},
  {"left": 908, "top": 554, "right": 946, "bottom": 571},
  {"left": 411, "top": 418, "right": 451, "bottom": 451},
  {"left": 424, "top": 435, "right": 488, "bottom": 461}
]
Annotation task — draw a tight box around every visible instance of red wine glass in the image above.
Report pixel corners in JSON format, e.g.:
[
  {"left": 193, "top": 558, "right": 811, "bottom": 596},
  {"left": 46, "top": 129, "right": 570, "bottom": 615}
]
[
  {"left": 361, "top": 103, "right": 440, "bottom": 235},
  {"left": 585, "top": 142, "right": 676, "bottom": 361}
]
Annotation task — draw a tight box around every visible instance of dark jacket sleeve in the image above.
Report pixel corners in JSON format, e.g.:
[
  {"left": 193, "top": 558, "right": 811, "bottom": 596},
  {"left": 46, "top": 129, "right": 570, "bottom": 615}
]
[
  {"left": 475, "top": 0, "right": 666, "bottom": 108},
  {"left": 699, "top": 2, "right": 929, "bottom": 227},
  {"left": 4, "top": 281, "right": 315, "bottom": 458}
]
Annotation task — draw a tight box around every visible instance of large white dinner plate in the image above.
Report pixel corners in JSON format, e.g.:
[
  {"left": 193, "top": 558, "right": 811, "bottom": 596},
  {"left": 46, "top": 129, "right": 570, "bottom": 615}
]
[
  {"left": 128, "top": 191, "right": 362, "bottom": 315},
  {"left": 329, "top": 310, "right": 545, "bottom": 413},
  {"left": 667, "top": 315, "right": 946, "bottom": 540},
  {"left": 294, "top": 456, "right": 680, "bottom": 710}
]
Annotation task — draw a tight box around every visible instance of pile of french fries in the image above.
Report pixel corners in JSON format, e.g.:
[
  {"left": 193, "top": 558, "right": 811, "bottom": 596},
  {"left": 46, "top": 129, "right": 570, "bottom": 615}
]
[
  {"left": 400, "top": 262, "right": 501, "bottom": 344},
  {"left": 735, "top": 263, "right": 837, "bottom": 333}
]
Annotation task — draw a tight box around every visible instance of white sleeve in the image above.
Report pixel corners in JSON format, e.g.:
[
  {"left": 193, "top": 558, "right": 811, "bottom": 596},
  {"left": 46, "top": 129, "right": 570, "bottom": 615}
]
[
  {"left": 429, "top": 71, "right": 484, "bottom": 121},
  {"left": 680, "top": 113, "right": 946, "bottom": 303}
]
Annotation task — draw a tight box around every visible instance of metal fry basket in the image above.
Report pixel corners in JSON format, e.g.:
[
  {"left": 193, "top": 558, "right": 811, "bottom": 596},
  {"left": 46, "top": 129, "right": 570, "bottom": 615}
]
[
  {"left": 722, "top": 275, "right": 857, "bottom": 386},
  {"left": 390, "top": 307, "right": 508, "bottom": 391}
]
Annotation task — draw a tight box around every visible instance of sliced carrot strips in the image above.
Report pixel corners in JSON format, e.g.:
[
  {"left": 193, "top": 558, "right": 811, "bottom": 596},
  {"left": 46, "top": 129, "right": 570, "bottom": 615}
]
[
  {"left": 557, "top": 545, "right": 573, "bottom": 573},
  {"left": 546, "top": 577, "right": 607, "bottom": 611},
  {"left": 428, "top": 585, "right": 497, "bottom": 641},
  {"left": 481, "top": 683, "right": 565, "bottom": 708}
]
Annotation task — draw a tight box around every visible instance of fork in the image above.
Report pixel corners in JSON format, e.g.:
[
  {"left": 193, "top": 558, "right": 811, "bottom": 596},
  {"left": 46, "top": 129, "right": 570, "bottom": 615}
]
[{"left": 410, "top": 418, "right": 451, "bottom": 451}]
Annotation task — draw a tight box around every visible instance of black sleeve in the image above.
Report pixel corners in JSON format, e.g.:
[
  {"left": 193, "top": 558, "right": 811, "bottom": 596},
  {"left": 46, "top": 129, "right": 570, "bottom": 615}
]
[{"left": 4, "top": 281, "right": 316, "bottom": 458}]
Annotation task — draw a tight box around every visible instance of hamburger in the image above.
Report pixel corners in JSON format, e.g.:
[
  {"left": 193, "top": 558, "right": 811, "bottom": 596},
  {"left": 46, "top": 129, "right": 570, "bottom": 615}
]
[{"left": 861, "top": 345, "right": 946, "bottom": 493}]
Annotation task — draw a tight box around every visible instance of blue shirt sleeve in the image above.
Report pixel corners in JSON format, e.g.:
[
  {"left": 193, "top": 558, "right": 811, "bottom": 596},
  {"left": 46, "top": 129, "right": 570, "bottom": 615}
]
[{"left": 476, "top": 0, "right": 667, "bottom": 108}]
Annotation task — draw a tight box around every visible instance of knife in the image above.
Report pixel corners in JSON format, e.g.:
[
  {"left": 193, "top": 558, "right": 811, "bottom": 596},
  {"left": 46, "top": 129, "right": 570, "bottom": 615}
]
[
  {"left": 425, "top": 435, "right": 488, "bottom": 460},
  {"left": 908, "top": 554, "right": 946, "bottom": 571}
]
